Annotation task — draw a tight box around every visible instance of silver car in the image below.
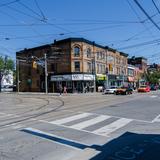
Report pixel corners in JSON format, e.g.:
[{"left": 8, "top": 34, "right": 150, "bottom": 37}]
[{"left": 104, "top": 86, "right": 117, "bottom": 94}]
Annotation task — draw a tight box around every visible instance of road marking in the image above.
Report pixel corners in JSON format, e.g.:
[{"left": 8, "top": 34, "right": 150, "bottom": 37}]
[
  {"left": 152, "top": 114, "right": 160, "bottom": 122},
  {"left": 44, "top": 112, "right": 134, "bottom": 137},
  {"left": 93, "top": 118, "right": 132, "bottom": 136},
  {"left": 70, "top": 115, "right": 111, "bottom": 130},
  {"left": 50, "top": 113, "right": 92, "bottom": 125},
  {"left": 150, "top": 95, "right": 157, "bottom": 98},
  {"left": 22, "top": 127, "right": 89, "bottom": 150}
]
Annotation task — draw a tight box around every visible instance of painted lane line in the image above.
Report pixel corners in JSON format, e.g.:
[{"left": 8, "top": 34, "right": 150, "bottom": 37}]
[
  {"left": 50, "top": 113, "right": 93, "bottom": 125},
  {"left": 93, "top": 118, "right": 132, "bottom": 136},
  {"left": 38, "top": 119, "right": 109, "bottom": 137},
  {"left": 69, "top": 115, "right": 111, "bottom": 130},
  {"left": 152, "top": 114, "right": 160, "bottom": 122},
  {"left": 22, "top": 127, "right": 89, "bottom": 150},
  {"left": 0, "top": 112, "right": 6, "bottom": 115},
  {"left": 150, "top": 95, "right": 157, "bottom": 98}
]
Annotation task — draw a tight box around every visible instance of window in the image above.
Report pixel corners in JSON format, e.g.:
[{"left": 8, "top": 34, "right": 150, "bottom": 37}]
[
  {"left": 74, "top": 61, "right": 80, "bottom": 72},
  {"left": 97, "top": 64, "right": 100, "bottom": 73},
  {"left": 97, "top": 52, "right": 100, "bottom": 60},
  {"left": 74, "top": 46, "right": 80, "bottom": 57},
  {"left": 87, "top": 62, "right": 92, "bottom": 73},
  {"left": 86, "top": 48, "right": 91, "bottom": 58}
]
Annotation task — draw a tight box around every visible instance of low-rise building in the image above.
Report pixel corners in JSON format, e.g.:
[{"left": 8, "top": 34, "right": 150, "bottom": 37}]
[
  {"left": 16, "top": 37, "right": 129, "bottom": 93},
  {"left": 106, "top": 47, "right": 128, "bottom": 87}
]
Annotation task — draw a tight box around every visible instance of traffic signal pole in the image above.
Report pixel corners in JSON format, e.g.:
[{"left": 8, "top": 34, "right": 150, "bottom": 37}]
[{"left": 44, "top": 53, "right": 48, "bottom": 94}]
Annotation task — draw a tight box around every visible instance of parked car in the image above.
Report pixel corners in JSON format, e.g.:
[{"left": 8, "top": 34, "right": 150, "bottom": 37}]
[
  {"left": 150, "top": 85, "right": 157, "bottom": 91},
  {"left": 104, "top": 86, "right": 117, "bottom": 94},
  {"left": 115, "top": 86, "right": 133, "bottom": 95},
  {"left": 137, "top": 85, "right": 150, "bottom": 92}
]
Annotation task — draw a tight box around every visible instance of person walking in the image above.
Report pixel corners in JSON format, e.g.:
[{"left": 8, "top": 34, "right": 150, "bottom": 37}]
[
  {"left": 63, "top": 86, "right": 67, "bottom": 95},
  {"left": 59, "top": 84, "right": 63, "bottom": 96}
]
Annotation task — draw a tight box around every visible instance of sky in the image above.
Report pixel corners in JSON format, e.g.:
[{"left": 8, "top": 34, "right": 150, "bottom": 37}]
[{"left": 0, "top": 0, "right": 160, "bottom": 64}]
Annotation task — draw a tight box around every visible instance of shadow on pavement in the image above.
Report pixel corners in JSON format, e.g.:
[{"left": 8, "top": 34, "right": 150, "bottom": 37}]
[
  {"left": 90, "top": 132, "right": 160, "bottom": 160},
  {"left": 21, "top": 128, "right": 160, "bottom": 160}
]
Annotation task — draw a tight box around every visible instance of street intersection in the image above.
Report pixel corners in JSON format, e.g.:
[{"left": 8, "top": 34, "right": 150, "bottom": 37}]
[{"left": 0, "top": 91, "right": 160, "bottom": 160}]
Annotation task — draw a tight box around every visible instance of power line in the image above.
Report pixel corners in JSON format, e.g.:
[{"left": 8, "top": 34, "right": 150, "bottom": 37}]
[
  {"left": 117, "top": 38, "right": 160, "bottom": 50},
  {"left": 18, "top": 1, "right": 42, "bottom": 18},
  {"left": 126, "top": 0, "right": 155, "bottom": 37},
  {"left": 0, "top": 0, "right": 20, "bottom": 7},
  {"left": 134, "top": 0, "right": 160, "bottom": 32},
  {"left": 152, "top": 0, "right": 160, "bottom": 14},
  {"left": 34, "top": 0, "right": 47, "bottom": 21}
]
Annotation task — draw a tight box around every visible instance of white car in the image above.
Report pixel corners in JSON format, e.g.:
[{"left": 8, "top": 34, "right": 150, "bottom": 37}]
[{"left": 104, "top": 86, "right": 117, "bottom": 94}]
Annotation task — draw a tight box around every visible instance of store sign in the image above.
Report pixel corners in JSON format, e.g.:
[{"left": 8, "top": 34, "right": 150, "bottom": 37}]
[
  {"left": 72, "top": 74, "right": 83, "bottom": 81},
  {"left": 51, "top": 76, "right": 63, "bottom": 81},
  {"left": 84, "top": 74, "right": 95, "bottom": 80},
  {"left": 63, "top": 75, "right": 72, "bottom": 81},
  {"left": 97, "top": 74, "right": 107, "bottom": 80},
  {"left": 51, "top": 74, "right": 95, "bottom": 81}
]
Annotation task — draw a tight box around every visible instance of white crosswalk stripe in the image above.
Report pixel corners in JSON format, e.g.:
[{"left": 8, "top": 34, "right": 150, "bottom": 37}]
[
  {"left": 50, "top": 113, "right": 92, "bottom": 125},
  {"left": 70, "top": 115, "right": 110, "bottom": 130},
  {"left": 48, "top": 113, "right": 133, "bottom": 137},
  {"left": 93, "top": 118, "right": 132, "bottom": 136}
]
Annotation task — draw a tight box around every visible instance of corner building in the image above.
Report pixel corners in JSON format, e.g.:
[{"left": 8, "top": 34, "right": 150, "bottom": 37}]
[{"left": 16, "top": 38, "right": 128, "bottom": 93}]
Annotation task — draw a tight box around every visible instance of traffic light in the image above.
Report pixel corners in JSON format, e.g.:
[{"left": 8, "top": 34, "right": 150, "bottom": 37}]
[
  {"left": 32, "top": 61, "right": 37, "bottom": 69},
  {"left": 109, "top": 64, "right": 113, "bottom": 71}
]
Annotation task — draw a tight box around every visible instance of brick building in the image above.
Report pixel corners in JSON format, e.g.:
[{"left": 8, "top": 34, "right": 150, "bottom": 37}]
[{"left": 16, "top": 38, "right": 128, "bottom": 93}]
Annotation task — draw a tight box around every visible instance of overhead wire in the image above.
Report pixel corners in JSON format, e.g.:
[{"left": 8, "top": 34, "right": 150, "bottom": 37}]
[
  {"left": 17, "top": 1, "right": 42, "bottom": 18},
  {"left": 152, "top": 0, "right": 160, "bottom": 14},
  {"left": 126, "top": 0, "right": 155, "bottom": 38},
  {"left": 134, "top": 0, "right": 160, "bottom": 32},
  {"left": 0, "top": 0, "right": 20, "bottom": 7}
]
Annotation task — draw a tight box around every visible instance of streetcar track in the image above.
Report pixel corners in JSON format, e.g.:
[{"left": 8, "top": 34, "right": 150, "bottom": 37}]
[{"left": 0, "top": 96, "right": 64, "bottom": 129}]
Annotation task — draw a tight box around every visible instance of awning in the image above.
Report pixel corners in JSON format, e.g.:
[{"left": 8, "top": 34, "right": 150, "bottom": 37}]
[
  {"left": 96, "top": 74, "right": 107, "bottom": 81},
  {"left": 128, "top": 76, "right": 134, "bottom": 82}
]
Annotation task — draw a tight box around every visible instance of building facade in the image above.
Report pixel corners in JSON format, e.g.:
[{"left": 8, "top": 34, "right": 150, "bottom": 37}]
[
  {"left": 106, "top": 47, "right": 128, "bottom": 87},
  {"left": 16, "top": 38, "right": 128, "bottom": 93},
  {"left": 128, "top": 56, "right": 148, "bottom": 86}
]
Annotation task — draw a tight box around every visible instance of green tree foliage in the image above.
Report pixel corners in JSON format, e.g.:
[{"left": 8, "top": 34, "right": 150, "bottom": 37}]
[
  {"left": 0, "top": 56, "right": 15, "bottom": 92},
  {"left": 144, "top": 70, "right": 160, "bottom": 84}
]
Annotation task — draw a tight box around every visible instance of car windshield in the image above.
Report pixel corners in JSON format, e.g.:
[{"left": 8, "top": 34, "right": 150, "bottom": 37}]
[
  {"left": 110, "top": 86, "right": 116, "bottom": 89},
  {"left": 140, "top": 86, "right": 147, "bottom": 88}
]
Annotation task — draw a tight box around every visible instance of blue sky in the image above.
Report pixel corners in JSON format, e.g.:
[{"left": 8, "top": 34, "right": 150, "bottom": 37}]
[{"left": 0, "top": 0, "right": 160, "bottom": 63}]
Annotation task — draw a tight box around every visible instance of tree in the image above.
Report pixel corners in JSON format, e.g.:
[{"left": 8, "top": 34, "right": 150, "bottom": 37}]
[
  {"left": 0, "top": 56, "right": 15, "bottom": 92},
  {"left": 144, "top": 70, "right": 160, "bottom": 85}
]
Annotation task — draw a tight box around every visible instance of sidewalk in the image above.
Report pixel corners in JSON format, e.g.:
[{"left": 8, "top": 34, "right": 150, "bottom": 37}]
[{"left": 1, "top": 91, "right": 103, "bottom": 97}]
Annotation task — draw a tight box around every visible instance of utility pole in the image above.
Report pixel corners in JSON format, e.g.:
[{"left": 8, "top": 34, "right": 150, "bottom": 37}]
[
  {"left": 44, "top": 53, "right": 48, "bottom": 94},
  {"left": 17, "top": 59, "right": 20, "bottom": 93}
]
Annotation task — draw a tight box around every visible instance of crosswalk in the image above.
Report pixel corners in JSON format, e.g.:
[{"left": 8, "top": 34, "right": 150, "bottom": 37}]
[{"left": 45, "top": 112, "right": 133, "bottom": 137}]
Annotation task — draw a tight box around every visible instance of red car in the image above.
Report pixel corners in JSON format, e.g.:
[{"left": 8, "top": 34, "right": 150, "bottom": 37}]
[{"left": 138, "top": 85, "right": 150, "bottom": 92}]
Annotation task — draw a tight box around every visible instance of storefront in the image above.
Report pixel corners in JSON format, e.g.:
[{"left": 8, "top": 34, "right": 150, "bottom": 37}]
[
  {"left": 50, "top": 74, "right": 95, "bottom": 93},
  {"left": 128, "top": 76, "right": 135, "bottom": 88},
  {"left": 96, "top": 74, "right": 107, "bottom": 91},
  {"left": 108, "top": 74, "right": 117, "bottom": 87}
]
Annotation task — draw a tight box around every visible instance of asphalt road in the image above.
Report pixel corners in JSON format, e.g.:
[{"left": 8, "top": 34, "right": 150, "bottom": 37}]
[{"left": 0, "top": 91, "right": 160, "bottom": 160}]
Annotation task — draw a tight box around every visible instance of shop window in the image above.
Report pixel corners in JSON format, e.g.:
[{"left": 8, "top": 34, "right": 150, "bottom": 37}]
[
  {"left": 87, "top": 62, "right": 92, "bottom": 73},
  {"left": 74, "top": 61, "right": 80, "bottom": 72},
  {"left": 86, "top": 48, "right": 92, "bottom": 58},
  {"left": 74, "top": 46, "right": 80, "bottom": 57},
  {"left": 66, "top": 81, "right": 72, "bottom": 88},
  {"left": 37, "top": 80, "right": 39, "bottom": 87},
  {"left": 97, "top": 52, "right": 100, "bottom": 60}
]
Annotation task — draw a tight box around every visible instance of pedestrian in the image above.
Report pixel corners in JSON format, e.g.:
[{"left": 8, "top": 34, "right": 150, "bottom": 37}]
[
  {"left": 59, "top": 84, "right": 63, "bottom": 96},
  {"left": 63, "top": 86, "right": 67, "bottom": 95}
]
